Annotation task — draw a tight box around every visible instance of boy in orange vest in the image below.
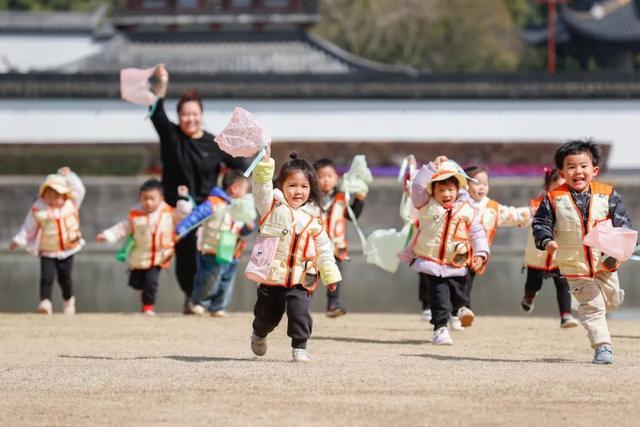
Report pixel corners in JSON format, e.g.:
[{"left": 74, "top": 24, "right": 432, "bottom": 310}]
[
  {"left": 532, "top": 140, "right": 634, "bottom": 364},
  {"left": 97, "top": 179, "right": 192, "bottom": 316},
  {"left": 10, "top": 167, "right": 85, "bottom": 315},
  {"left": 313, "top": 158, "right": 366, "bottom": 318}
]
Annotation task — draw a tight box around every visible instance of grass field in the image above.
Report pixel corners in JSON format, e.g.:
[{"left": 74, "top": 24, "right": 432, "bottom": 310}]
[{"left": 1, "top": 313, "right": 639, "bottom": 426}]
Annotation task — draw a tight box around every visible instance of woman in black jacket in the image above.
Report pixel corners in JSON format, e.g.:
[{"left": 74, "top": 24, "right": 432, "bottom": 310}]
[{"left": 151, "top": 65, "right": 245, "bottom": 312}]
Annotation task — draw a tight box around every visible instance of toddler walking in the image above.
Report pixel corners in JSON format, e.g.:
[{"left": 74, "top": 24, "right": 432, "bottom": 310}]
[{"left": 248, "top": 150, "right": 341, "bottom": 362}]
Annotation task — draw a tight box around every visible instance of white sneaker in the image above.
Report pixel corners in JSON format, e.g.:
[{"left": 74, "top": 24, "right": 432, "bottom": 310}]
[
  {"left": 36, "top": 299, "right": 52, "bottom": 315},
  {"left": 188, "top": 303, "right": 206, "bottom": 316},
  {"left": 432, "top": 327, "right": 453, "bottom": 345},
  {"left": 292, "top": 348, "right": 310, "bottom": 363},
  {"left": 449, "top": 316, "right": 464, "bottom": 331},
  {"left": 251, "top": 332, "right": 267, "bottom": 356},
  {"left": 458, "top": 307, "right": 475, "bottom": 327},
  {"left": 560, "top": 314, "right": 579, "bottom": 328},
  {"left": 62, "top": 296, "right": 76, "bottom": 315},
  {"left": 422, "top": 309, "right": 432, "bottom": 322},
  {"left": 209, "top": 310, "right": 227, "bottom": 318}
]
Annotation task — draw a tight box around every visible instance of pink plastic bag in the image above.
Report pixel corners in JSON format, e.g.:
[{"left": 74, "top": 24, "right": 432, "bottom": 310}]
[
  {"left": 214, "top": 107, "right": 271, "bottom": 158},
  {"left": 120, "top": 67, "right": 158, "bottom": 106},
  {"left": 245, "top": 236, "right": 279, "bottom": 283},
  {"left": 583, "top": 219, "right": 638, "bottom": 261}
]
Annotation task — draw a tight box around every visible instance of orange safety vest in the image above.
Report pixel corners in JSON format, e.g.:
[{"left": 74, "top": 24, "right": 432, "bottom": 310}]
[
  {"left": 32, "top": 199, "right": 82, "bottom": 253},
  {"left": 324, "top": 192, "right": 349, "bottom": 260},
  {"left": 413, "top": 199, "right": 477, "bottom": 269},
  {"left": 128, "top": 203, "right": 176, "bottom": 270},
  {"left": 549, "top": 182, "right": 612, "bottom": 279}
]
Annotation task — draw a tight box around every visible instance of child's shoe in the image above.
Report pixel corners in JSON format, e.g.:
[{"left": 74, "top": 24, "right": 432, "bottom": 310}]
[
  {"left": 36, "top": 299, "right": 53, "bottom": 315},
  {"left": 422, "top": 309, "right": 432, "bottom": 322},
  {"left": 141, "top": 304, "right": 156, "bottom": 316},
  {"left": 188, "top": 303, "right": 206, "bottom": 316},
  {"left": 326, "top": 306, "right": 346, "bottom": 318},
  {"left": 593, "top": 345, "right": 613, "bottom": 364},
  {"left": 62, "top": 296, "right": 76, "bottom": 315},
  {"left": 521, "top": 295, "right": 535, "bottom": 313},
  {"left": 432, "top": 327, "right": 453, "bottom": 345},
  {"left": 448, "top": 316, "right": 464, "bottom": 331},
  {"left": 458, "top": 307, "right": 475, "bottom": 327},
  {"left": 209, "top": 310, "right": 227, "bottom": 318},
  {"left": 251, "top": 332, "right": 267, "bottom": 356},
  {"left": 560, "top": 313, "right": 579, "bottom": 328},
  {"left": 292, "top": 348, "right": 310, "bottom": 363}
]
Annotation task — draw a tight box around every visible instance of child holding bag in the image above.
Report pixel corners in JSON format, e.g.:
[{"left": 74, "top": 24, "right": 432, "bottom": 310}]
[{"left": 246, "top": 149, "right": 341, "bottom": 362}]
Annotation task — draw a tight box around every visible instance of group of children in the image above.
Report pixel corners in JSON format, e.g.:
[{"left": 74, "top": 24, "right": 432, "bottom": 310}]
[{"left": 10, "top": 140, "right": 634, "bottom": 364}]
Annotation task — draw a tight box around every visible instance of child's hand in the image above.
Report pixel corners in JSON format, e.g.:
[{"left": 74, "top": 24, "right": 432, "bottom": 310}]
[
  {"left": 9, "top": 241, "right": 19, "bottom": 251},
  {"left": 545, "top": 240, "right": 558, "bottom": 255},
  {"left": 433, "top": 156, "right": 448, "bottom": 168},
  {"left": 58, "top": 166, "right": 71, "bottom": 176},
  {"left": 471, "top": 255, "right": 484, "bottom": 271},
  {"left": 327, "top": 283, "right": 337, "bottom": 292},
  {"left": 177, "top": 185, "right": 189, "bottom": 198},
  {"left": 96, "top": 233, "right": 108, "bottom": 243},
  {"left": 356, "top": 192, "right": 367, "bottom": 200},
  {"left": 245, "top": 222, "right": 256, "bottom": 231},
  {"left": 155, "top": 63, "right": 169, "bottom": 82}
]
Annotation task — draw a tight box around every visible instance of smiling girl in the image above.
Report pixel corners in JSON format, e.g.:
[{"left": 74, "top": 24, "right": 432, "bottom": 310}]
[{"left": 247, "top": 150, "right": 341, "bottom": 362}]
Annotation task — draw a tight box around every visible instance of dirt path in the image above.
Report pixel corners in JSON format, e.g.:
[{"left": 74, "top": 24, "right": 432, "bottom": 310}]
[{"left": 1, "top": 313, "right": 639, "bottom": 426}]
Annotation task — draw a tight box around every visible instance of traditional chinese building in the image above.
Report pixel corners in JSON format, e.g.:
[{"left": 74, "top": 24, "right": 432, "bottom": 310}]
[{"left": 521, "top": 0, "right": 640, "bottom": 71}]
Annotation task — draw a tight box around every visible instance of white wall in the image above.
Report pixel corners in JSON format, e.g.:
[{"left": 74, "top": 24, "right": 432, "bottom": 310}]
[
  {"left": 1, "top": 98, "right": 639, "bottom": 168},
  {"left": 0, "top": 35, "right": 100, "bottom": 72}
]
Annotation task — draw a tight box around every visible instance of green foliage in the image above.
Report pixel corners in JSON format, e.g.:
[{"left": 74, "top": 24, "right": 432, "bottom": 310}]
[{"left": 314, "top": 0, "right": 526, "bottom": 72}]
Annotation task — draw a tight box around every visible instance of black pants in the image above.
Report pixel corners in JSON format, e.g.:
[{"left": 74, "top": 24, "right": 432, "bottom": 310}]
[
  {"left": 40, "top": 256, "right": 74, "bottom": 301},
  {"left": 426, "top": 274, "right": 468, "bottom": 330},
  {"left": 418, "top": 272, "right": 430, "bottom": 310},
  {"left": 129, "top": 267, "right": 161, "bottom": 305},
  {"left": 326, "top": 259, "right": 343, "bottom": 310},
  {"left": 465, "top": 270, "right": 476, "bottom": 309},
  {"left": 524, "top": 267, "right": 572, "bottom": 314},
  {"left": 253, "top": 285, "right": 313, "bottom": 349},
  {"left": 174, "top": 229, "right": 197, "bottom": 298}
]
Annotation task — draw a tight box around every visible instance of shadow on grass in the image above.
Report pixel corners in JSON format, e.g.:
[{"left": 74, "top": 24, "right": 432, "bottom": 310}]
[
  {"left": 313, "top": 336, "right": 427, "bottom": 345},
  {"left": 403, "top": 353, "right": 578, "bottom": 364},
  {"left": 612, "top": 335, "right": 640, "bottom": 340},
  {"left": 59, "top": 355, "right": 282, "bottom": 363}
]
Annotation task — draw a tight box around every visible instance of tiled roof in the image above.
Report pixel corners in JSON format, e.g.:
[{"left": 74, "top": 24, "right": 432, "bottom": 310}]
[
  {"left": 59, "top": 31, "right": 396, "bottom": 75},
  {"left": 0, "top": 5, "right": 106, "bottom": 34},
  {"left": 559, "top": 0, "right": 640, "bottom": 43}
]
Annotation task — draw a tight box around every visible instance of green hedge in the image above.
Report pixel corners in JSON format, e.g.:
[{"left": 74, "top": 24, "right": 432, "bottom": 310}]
[{"left": 0, "top": 146, "right": 151, "bottom": 176}]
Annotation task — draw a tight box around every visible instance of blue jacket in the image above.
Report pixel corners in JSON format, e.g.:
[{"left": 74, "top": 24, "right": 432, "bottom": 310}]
[{"left": 176, "top": 187, "right": 254, "bottom": 237}]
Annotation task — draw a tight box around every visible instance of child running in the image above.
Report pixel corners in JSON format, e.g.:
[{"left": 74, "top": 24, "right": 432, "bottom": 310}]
[
  {"left": 521, "top": 168, "right": 579, "bottom": 328},
  {"left": 96, "top": 179, "right": 192, "bottom": 316},
  {"left": 176, "top": 170, "right": 254, "bottom": 317},
  {"left": 532, "top": 140, "right": 634, "bottom": 364},
  {"left": 248, "top": 150, "right": 341, "bottom": 362},
  {"left": 313, "top": 158, "right": 366, "bottom": 318},
  {"left": 459, "top": 166, "right": 530, "bottom": 328},
  {"left": 409, "top": 156, "right": 489, "bottom": 345},
  {"left": 10, "top": 167, "right": 85, "bottom": 315}
]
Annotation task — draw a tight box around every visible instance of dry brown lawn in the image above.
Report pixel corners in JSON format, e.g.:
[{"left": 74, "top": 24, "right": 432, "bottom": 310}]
[{"left": 1, "top": 313, "right": 639, "bottom": 426}]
